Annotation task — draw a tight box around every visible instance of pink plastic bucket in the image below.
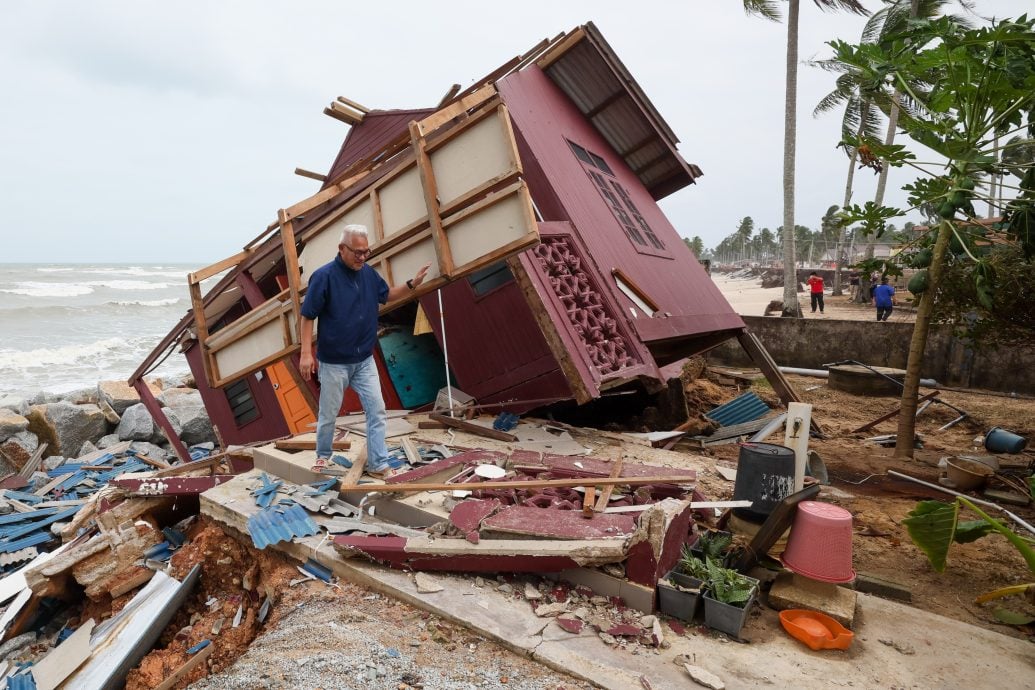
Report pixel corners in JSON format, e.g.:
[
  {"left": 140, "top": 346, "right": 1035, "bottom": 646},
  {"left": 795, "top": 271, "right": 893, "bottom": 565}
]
[{"left": 781, "top": 501, "right": 855, "bottom": 584}]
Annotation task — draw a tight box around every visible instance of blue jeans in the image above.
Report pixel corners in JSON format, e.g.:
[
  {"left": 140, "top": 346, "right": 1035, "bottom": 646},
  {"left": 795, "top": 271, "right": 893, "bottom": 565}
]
[{"left": 315, "top": 356, "right": 388, "bottom": 465}]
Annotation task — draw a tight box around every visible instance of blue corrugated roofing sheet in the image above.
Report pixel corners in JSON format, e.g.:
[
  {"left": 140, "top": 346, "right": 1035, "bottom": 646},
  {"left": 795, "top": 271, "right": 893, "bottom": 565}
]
[
  {"left": 247, "top": 505, "right": 320, "bottom": 550},
  {"left": 705, "top": 391, "right": 771, "bottom": 427},
  {"left": 7, "top": 670, "right": 37, "bottom": 690}
]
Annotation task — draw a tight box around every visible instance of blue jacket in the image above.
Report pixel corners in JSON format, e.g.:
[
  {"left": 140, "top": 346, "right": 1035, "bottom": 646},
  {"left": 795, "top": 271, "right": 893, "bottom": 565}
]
[
  {"left": 301, "top": 255, "right": 388, "bottom": 363},
  {"left": 874, "top": 284, "right": 895, "bottom": 308}
]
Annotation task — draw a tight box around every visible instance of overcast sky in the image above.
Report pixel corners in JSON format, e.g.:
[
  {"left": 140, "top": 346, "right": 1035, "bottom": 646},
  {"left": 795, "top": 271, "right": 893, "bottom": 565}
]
[{"left": 0, "top": 1, "right": 1028, "bottom": 265}]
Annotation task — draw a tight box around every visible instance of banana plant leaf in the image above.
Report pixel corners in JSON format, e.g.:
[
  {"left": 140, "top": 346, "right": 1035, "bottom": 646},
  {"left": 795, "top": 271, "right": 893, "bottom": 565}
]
[{"left": 902, "top": 500, "right": 959, "bottom": 572}]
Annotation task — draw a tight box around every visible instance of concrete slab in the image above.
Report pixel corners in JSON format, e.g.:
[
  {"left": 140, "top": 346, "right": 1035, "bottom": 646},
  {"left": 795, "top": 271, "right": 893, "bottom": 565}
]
[
  {"left": 199, "top": 472, "right": 1035, "bottom": 690},
  {"left": 769, "top": 572, "right": 858, "bottom": 628}
]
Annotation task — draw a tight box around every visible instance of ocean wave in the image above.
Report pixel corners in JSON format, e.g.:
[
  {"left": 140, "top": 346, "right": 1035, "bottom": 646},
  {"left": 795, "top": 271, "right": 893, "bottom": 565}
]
[
  {"left": 0, "top": 282, "right": 94, "bottom": 297},
  {"left": 109, "top": 298, "right": 184, "bottom": 307},
  {"left": 84, "top": 279, "right": 181, "bottom": 290},
  {"left": 77, "top": 266, "right": 189, "bottom": 278},
  {"left": 37, "top": 267, "right": 75, "bottom": 273},
  {"left": 0, "top": 337, "right": 125, "bottom": 369}
]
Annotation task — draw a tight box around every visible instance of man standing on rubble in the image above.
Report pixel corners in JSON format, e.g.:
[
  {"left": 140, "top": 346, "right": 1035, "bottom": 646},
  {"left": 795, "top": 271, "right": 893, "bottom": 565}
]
[{"left": 299, "top": 224, "right": 430, "bottom": 474}]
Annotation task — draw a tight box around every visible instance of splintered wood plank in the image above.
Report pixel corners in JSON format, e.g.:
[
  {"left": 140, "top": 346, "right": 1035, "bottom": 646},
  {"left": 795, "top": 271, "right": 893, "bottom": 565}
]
[
  {"left": 481, "top": 506, "right": 636, "bottom": 540},
  {"left": 428, "top": 414, "right": 517, "bottom": 442},
  {"left": 274, "top": 440, "right": 351, "bottom": 452},
  {"left": 153, "top": 642, "right": 214, "bottom": 690},
  {"left": 594, "top": 456, "right": 625, "bottom": 512}
]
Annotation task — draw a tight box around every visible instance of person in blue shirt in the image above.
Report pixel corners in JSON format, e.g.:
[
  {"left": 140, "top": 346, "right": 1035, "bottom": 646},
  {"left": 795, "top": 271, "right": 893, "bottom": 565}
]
[
  {"left": 872, "top": 276, "right": 896, "bottom": 321},
  {"left": 299, "top": 224, "right": 429, "bottom": 474}
]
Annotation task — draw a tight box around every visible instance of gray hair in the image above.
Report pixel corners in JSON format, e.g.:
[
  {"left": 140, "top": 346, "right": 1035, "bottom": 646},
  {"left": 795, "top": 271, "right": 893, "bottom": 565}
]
[{"left": 339, "top": 224, "right": 369, "bottom": 245}]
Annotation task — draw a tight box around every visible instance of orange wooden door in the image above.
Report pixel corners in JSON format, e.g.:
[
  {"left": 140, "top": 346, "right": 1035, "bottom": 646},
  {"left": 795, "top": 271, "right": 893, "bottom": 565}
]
[{"left": 267, "top": 361, "right": 316, "bottom": 434}]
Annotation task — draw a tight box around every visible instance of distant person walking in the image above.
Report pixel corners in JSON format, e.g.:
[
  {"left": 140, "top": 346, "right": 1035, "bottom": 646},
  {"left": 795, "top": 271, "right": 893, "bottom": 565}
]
[
  {"left": 872, "top": 277, "right": 896, "bottom": 321},
  {"left": 848, "top": 270, "right": 860, "bottom": 300},
  {"left": 806, "top": 272, "right": 825, "bottom": 314}
]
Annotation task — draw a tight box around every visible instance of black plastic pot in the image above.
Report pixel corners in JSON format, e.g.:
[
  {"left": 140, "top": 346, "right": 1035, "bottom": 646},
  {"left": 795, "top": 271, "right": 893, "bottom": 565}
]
[
  {"left": 732, "top": 442, "right": 796, "bottom": 521},
  {"left": 657, "top": 569, "right": 704, "bottom": 622}
]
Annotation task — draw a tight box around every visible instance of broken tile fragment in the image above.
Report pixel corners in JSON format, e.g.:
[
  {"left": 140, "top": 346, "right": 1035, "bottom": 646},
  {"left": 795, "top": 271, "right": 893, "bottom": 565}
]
[
  {"left": 415, "top": 573, "right": 444, "bottom": 594},
  {"left": 606, "top": 624, "right": 642, "bottom": 637},
  {"left": 684, "top": 664, "right": 725, "bottom": 690},
  {"left": 524, "top": 582, "right": 542, "bottom": 600},
  {"left": 534, "top": 602, "right": 569, "bottom": 617},
  {"left": 556, "top": 616, "right": 584, "bottom": 634}
]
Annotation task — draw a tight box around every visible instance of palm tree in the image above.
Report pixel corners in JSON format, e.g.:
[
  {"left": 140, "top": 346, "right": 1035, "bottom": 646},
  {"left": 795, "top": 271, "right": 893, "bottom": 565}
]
[
  {"left": 812, "top": 0, "right": 973, "bottom": 297},
  {"left": 744, "top": 0, "right": 868, "bottom": 316}
]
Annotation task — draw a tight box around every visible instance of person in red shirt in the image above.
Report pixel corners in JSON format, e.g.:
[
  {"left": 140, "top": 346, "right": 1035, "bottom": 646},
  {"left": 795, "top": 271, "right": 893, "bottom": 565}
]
[{"left": 806, "top": 271, "right": 825, "bottom": 314}]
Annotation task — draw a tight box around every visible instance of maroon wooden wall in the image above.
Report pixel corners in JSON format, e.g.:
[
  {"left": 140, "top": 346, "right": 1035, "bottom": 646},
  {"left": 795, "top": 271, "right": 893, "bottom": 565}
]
[{"left": 497, "top": 67, "right": 743, "bottom": 347}]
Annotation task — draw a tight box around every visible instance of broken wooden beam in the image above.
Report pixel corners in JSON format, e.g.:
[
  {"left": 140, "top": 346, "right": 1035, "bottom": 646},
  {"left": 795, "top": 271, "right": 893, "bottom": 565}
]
[
  {"left": 852, "top": 391, "right": 941, "bottom": 433},
  {"left": 274, "top": 440, "right": 351, "bottom": 452},
  {"left": 593, "top": 456, "right": 625, "bottom": 512},
  {"left": 428, "top": 413, "right": 517, "bottom": 442},
  {"left": 294, "top": 167, "right": 327, "bottom": 182},
  {"left": 338, "top": 474, "right": 695, "bottom": 494}
]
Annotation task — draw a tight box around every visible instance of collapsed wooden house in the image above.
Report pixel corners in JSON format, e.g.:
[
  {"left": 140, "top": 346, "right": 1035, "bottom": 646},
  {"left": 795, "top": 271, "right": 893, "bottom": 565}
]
[{"left": 130, "top": 23, "right": 750, "bottom": 463}]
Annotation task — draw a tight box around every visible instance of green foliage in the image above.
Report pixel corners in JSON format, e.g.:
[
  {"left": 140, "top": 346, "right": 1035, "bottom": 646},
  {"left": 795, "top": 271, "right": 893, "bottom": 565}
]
[
  {"left": 678, "top": 547, "right": 710, "bottom": 580},
  {"left": 695, "top": 530, "right": 733, "bottom": 561},
  {"left": 704, "top": 559, "right": 756, "bottom": 607},
  {"left": 839, "top": 201, "right": 903, "bottom": 239},
  {"left": 908, "top": 270, "right": 929, "bottom": 294},
  {"left": 903, "top": 498, "right": 1035, "bottom": 574}
]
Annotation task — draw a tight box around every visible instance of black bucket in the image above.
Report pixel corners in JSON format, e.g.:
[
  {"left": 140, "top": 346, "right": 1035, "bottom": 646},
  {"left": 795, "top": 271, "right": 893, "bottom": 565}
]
[{"left": 732, "top": 442, "right": 796, "bottom": 521}]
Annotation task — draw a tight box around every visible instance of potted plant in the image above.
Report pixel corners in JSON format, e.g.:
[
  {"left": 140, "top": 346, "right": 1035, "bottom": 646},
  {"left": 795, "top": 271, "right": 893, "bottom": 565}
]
[
  {"left": 657, "top": 547, "right": 709, "bottom": 622},
  {"left": 691, "top": 529, "right": 733, "bottom": 562},
  {"left": 702, "top": 559, "right": 759, "bottom": 637}
]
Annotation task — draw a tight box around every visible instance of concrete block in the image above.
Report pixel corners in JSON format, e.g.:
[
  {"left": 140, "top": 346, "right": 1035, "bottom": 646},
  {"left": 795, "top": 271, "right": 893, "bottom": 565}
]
[
  {"left": 768, "top": 572, "right": 857, "bottom": 629},
  {"left": 853, "top": 571, "right": 912, "bottom": 602},
  {"left": 254, "top": 445, "right": 323, "bottom": 485}
]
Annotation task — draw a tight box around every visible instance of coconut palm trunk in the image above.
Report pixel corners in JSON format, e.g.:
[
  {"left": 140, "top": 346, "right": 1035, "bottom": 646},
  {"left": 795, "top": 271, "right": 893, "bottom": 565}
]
[
  {"left": 780, "top": 0, "right": 801, "bottom": 317},
  {"left": 833, "top": 129, "right": 862, "bottom": 295},
  {"left": 895, "top": 219, "right": 952, "bottom": 457}
]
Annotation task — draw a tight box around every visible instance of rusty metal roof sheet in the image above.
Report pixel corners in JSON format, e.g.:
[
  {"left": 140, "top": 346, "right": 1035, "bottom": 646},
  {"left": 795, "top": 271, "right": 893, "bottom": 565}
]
[{"left": 542, "top": 23, "right": 698, "bottom": 200}]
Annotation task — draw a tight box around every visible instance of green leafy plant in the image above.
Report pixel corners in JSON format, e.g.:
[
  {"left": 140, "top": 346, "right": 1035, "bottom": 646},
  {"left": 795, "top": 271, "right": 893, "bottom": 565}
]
[
  {"left": 694, "top": 530, "right": 733, "bottom": 561},
  {"left": 704, "top": 559, "right": 757, "bottom": 607},
  {"left": 902, "top": 497, "right": 1035, "bottom": 618},
  {"left": 678, "top": 546, "right": 710, "bottom": 580}
]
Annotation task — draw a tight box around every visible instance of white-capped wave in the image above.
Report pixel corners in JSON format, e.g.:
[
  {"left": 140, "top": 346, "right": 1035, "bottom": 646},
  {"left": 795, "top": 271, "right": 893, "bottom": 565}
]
[
  {"left": 0, "top": 337, "right": 124, "bottom": 369},
  {"left": 78, "top": 266, "right": 188, "bottom": 278},
  {"left": 36, "top": 267, "right": 75, "bottom": 273},
  {"left": 84, "top": 279, "right": 179, "bottom": 290},
  {"left": 110, "top": 298, "right": 183, "bottom": 307},
  {"left": 0, "top": 282, "right": 94, "bottom": 297}
]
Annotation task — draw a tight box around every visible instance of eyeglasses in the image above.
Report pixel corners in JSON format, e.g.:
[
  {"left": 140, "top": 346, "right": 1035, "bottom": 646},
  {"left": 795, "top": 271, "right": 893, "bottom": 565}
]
[{"left": 341, "top": 245, "right": 372, "bottom": 259}]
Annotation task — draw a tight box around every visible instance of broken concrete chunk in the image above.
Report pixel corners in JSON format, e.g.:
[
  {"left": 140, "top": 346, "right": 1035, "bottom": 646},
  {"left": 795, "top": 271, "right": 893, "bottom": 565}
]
[
  {"left": 684, "top": 664, "right": 725, "bottom": 690},
  {"left": 414, "top": 572, "right": 444, "bottom": 594},
  {"left": 534, "top": 602, "right": 569, "bottom": 618},
  {"left": 524, "top": 582, "right": 543, "bottom": 600}
]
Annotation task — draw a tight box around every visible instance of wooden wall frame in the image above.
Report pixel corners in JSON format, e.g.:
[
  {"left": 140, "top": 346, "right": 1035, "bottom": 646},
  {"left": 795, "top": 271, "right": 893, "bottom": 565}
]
[{"left": 188, "top": 92, "right": 539, "bottom": 391}]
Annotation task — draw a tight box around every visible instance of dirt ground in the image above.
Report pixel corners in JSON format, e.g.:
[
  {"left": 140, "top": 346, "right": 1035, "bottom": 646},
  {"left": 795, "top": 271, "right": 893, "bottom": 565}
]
[
  {"left": 699, "top": 371, "right": 1035, "bottom": 640},
  {"left": 122, "top": 520, "right": 583, "bottom": 690}
]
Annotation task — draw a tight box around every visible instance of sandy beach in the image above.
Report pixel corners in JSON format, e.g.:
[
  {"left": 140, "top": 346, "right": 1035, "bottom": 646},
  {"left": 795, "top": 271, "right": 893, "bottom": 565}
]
[{"left": 711, "top": 274, "right": 917, "bottom": 323}]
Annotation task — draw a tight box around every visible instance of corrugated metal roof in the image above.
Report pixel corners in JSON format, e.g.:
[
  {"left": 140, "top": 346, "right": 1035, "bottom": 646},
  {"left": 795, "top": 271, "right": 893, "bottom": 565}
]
[
  {"left": 705, "top": 391, "right": 771, "bottom": 427},
  {"left": 542, "top": 25, "right": 697, "bottom": 201},
  {"left": 248, "top": 504, "right": 320, "bottom": 550}
]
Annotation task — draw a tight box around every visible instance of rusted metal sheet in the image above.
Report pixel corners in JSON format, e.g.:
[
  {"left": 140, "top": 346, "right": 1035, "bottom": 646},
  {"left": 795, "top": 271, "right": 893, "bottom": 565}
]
[
  {"left": 323, "top": 109, "right": 434, "bottom": 184},
  {"left": 481, "top": 506, "right": 636, "bottom": 540},
  {"left": 110, "top": 476, "right": 236, "bottom": 496}
]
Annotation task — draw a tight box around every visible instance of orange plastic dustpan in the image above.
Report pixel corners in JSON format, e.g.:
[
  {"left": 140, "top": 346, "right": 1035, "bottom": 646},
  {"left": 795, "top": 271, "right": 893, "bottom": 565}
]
[{"left": 779, "top": 610, "right": 854, "bottom": 651}]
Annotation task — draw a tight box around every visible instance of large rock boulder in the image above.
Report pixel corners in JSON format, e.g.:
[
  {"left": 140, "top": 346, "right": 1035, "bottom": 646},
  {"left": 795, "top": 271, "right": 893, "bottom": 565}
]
[
  {"left": 0, "top": 410, "right": 30, "bottom": 441},
  {"left": 98, "top": 380, "right": 161, "bottom": 416},
  {"left": 116, "top": 404, "right": 182, "bottom": 444},
  {"left": 0, "top": 395, "right": 30, "bottom": 416},
  {"left": 25, "top": 403, "right": 107, "bottom": 459},
  {"left": 158, "top": 389, "right": 215, "bottom": 446},
  {"left": 0, "top": 431, "right": 38, "bottom": 471}
]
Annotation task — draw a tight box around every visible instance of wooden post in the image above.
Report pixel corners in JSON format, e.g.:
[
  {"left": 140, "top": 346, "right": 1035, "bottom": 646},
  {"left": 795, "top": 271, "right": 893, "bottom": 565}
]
[
  {"left": 783, "top": 402, "right": 812, "bottom": 491},
  {"left": 409, "top": 121, "right": 455, "bottom": 277},
  {"left": 134, "top": 379, "right": 192, "bottom": 464}
]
